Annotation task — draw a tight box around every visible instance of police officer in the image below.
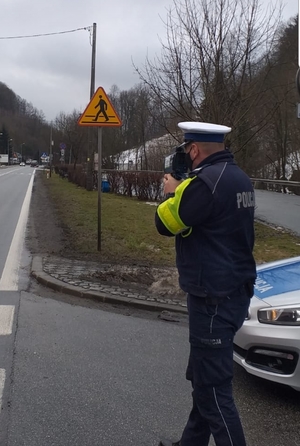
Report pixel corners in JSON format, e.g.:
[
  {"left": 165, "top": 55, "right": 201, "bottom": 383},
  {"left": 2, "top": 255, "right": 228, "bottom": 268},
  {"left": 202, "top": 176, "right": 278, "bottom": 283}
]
[{"left": 155, "top": 122, "right": 256, "bottom": 446}]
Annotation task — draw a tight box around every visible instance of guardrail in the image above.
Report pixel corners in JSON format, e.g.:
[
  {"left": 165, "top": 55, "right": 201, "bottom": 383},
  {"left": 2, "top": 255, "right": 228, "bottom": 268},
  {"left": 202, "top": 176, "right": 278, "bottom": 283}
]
[
  {"left": 251, "top": 178, "right": 300, "bottom": 195},
  {"left": 251, "top": 178, "right": 300, "bottom": 187}
]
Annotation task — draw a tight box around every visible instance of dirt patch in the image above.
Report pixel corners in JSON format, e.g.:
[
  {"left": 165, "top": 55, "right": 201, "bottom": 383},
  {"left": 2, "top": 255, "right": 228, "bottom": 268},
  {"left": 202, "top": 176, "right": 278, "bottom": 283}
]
[
  {"left": 26, "top": 170, "right": 71, "bottom": 256},
  {"left": 79, "top": 264, "right": 185, "bottom": 299}
]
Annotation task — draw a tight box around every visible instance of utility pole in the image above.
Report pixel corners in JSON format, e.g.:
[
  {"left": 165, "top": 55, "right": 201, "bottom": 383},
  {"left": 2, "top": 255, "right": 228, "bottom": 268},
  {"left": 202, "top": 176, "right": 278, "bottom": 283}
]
[
  {"left": 7, "top": 139, "right": 12, "bottom": 165},
  {"left": 7, "top": 140, "right": 10, "bottom": 166},
  {"left": 49, "top": 126, "right": 53, "bottom": 177},
  {"left": 90, "top": 23, "right": 96, "bottom": 100},
  {"left": 88, "top": 23, "right": 103, "bottom": 251},
  {"left": 86, "top": 23, "right": 97, "bottom": 192}
]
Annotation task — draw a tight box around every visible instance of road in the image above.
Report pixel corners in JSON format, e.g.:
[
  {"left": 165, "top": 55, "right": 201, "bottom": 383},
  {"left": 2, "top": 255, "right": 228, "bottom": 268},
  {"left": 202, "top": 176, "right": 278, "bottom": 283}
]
[
  {"left": 0, "top": 165, "right": 35, "bottom": 445},
  {"left": 0, "top": 165, "right": 34, "bottom": 286},
  {"left": 255, "top": 189, "right": 300, "bottom": 236},
  {"left": 0, "top": 172, "right": 299, "bottom": 445}
]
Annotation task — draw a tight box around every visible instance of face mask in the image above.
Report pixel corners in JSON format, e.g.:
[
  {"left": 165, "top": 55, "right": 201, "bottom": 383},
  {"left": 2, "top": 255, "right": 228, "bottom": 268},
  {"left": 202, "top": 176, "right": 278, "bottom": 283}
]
[{"left": 185, "top": 151, "right": 194, "bottom": 172}]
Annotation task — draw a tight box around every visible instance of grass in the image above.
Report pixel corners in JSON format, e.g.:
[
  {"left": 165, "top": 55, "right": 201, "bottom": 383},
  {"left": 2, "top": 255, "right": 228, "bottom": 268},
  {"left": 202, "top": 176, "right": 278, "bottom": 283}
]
[
  {"left": 253, "top": 223, "right": 300, "bottom": 264},
  {"left": 44, "top": 172, "right": 300, "bottom": 266}
]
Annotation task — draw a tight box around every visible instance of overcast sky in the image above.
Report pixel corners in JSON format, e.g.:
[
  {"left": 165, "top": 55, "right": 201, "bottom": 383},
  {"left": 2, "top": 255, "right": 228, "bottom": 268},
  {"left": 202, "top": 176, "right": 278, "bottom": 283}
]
[{"left": 0, "top": 0, "right": 298, "bottom": 123}]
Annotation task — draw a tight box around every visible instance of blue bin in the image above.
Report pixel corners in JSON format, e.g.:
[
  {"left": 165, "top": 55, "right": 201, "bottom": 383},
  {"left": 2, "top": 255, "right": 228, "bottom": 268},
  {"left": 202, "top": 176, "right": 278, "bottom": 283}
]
[{"left": 101, "top": 180, "right": 110, "bottom": 193}]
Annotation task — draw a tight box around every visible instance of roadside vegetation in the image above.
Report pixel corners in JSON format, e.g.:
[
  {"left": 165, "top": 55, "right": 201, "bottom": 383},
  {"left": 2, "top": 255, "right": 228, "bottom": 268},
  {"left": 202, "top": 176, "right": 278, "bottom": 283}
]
[{"left": 44, "top": 172, "right": 300, "bottom": 267}]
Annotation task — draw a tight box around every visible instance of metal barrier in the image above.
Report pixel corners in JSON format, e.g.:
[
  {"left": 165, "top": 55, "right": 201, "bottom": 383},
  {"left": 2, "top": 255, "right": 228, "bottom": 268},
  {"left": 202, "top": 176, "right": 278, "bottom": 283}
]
[
  {"left": 251, "top": 178, "right": 300, "bottom": 195},
  {"left": 251, "top": 178, "right": 300, "bottom": 187}
]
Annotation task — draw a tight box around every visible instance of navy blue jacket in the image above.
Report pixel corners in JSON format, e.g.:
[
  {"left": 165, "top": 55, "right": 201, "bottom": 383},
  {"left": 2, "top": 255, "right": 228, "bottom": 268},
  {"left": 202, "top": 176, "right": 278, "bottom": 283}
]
[{"left": 155, "top": 150, "right": 256, "bottom": 298}]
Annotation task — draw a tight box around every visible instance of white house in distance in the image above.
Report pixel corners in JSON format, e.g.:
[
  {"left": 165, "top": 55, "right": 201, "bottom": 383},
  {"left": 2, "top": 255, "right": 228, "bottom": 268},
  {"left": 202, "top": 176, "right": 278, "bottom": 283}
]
[{"left": 115, "top": 133, "right": 178, "bottom": 171}]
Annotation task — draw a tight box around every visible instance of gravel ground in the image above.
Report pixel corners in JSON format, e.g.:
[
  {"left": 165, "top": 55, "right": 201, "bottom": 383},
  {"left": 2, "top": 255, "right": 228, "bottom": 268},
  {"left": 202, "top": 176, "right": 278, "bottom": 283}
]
[{"left": 26, "top": 169, "right": 70, "bottom": 256}]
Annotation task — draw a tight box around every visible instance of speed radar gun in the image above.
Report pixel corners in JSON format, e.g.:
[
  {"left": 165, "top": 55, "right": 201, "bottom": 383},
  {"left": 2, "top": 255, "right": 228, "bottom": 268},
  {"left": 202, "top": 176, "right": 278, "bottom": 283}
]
[
  {"left": 164, "top": 142, "right": 189, "bottom": 181},
  {"left": 164, "top": 121, "right": 233, "bottom": 180}
]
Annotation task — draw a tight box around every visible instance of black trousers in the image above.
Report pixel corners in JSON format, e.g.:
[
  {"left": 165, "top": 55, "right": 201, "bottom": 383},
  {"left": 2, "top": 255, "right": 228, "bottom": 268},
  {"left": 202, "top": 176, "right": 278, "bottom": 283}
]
[{"left": 180, "top": 290, "right": 250, "bottom": 446}]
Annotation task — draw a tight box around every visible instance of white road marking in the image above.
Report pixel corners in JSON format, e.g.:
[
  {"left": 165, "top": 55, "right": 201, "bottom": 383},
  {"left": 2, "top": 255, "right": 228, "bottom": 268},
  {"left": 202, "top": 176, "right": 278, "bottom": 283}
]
[
  {"left": 0, "top": 305, "right": 16, "bottom": 414},
  {"left": 0, "top": 172, "right": 35, "bottom": 290},
  {"left": 0, "top": 369, "right": 5, "bottom": 408},
  {"left": 0, "top": 306, "right": 15, "bottom": 335},
  {"left": 0, "top": 170, "right": 15, "bottom": 177}
]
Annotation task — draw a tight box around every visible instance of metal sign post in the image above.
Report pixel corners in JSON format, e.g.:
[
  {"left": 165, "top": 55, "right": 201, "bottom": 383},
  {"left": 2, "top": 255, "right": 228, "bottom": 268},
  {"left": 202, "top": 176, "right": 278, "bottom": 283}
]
[
  {"left": 78, "top": 86, "right": 122, "bottom": 251},
  {"left": 97, "top": 127, "right": 103, "bottom": 251}
]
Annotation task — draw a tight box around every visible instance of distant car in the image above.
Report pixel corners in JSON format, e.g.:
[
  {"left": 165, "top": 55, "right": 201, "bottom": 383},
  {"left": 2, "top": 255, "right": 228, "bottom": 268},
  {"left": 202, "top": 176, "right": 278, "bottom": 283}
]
[
  {"left": 30, "top": 160, "right": 38, "bottom": 167},
  {"left": 20, "top": 162, "right": 25, "bottom": 166},
  {"left": 234, "top": 256, "right": 300, "bottom": 391}
]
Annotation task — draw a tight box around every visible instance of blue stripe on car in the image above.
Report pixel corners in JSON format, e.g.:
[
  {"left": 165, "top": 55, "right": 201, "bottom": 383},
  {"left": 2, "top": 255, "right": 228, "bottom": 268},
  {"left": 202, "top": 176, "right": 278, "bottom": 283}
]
[{"left": 254, "top": 261, "right": 300, "bottom": 298}]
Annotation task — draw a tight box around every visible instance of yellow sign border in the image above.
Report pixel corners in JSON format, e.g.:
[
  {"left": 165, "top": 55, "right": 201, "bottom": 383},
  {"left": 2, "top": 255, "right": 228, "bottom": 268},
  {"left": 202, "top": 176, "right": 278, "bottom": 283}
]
[{"left": 78, "top": 87, "right": 122, "bottom": 127}]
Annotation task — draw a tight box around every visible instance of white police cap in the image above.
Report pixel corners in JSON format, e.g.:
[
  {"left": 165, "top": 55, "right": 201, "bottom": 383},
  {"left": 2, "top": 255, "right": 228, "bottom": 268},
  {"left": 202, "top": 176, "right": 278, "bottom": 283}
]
[{"left": 178, "top": 121, "right": 231, "bottom": 143}]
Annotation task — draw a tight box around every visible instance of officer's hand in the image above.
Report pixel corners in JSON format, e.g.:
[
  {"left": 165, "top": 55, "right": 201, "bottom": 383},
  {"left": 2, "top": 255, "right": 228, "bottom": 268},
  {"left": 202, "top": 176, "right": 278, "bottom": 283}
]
[{"left": 163, "top": 174, "right": 182, "bottom": 195}]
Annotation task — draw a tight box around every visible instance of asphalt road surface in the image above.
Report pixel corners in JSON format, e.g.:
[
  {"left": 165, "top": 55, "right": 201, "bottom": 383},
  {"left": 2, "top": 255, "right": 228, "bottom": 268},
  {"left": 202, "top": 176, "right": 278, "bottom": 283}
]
[
  {"left": 0, "top": 165, "right": 34, "bottom": 284},
  {"left": 255, "top": 189, "right": 300, "bottom": 236},
  {"left": 3, "top": 288, "right": 300, "bottom": 446}
]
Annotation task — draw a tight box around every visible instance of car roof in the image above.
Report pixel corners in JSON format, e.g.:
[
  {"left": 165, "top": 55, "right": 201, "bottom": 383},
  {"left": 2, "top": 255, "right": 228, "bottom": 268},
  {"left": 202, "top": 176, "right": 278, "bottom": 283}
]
[{"left": 255, "top": 256, "right": 300, "bottom": 300}]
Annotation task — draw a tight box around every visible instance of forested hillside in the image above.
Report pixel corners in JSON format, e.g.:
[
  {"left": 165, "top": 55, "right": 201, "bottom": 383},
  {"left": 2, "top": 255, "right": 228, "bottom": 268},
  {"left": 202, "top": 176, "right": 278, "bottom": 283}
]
[{"left": 0, "top": 82, "right": 53, "bottom": 160}]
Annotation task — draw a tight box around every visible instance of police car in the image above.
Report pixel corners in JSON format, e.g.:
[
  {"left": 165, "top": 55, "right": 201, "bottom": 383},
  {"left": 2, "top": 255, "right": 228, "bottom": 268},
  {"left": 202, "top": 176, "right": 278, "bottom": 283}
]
[{"left": 233, "top": 256, "right": 300, "bottom": 391}]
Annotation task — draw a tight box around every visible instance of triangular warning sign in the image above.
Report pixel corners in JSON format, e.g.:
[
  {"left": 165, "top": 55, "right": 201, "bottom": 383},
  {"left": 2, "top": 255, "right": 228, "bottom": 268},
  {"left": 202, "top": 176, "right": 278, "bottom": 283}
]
[{"left": 78, "top": 87, "right": 122, "bottom": 127}]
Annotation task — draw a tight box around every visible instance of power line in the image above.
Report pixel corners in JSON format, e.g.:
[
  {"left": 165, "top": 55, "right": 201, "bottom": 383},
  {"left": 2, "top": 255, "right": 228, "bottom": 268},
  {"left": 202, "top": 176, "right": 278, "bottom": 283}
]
[{"left": 0, "top": 26, "right": 92, "bottom": 40}]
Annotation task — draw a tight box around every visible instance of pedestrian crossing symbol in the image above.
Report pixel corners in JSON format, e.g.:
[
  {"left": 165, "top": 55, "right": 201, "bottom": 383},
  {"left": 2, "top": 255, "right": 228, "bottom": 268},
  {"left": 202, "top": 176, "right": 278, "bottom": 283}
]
[{"left": 78, "top": 87, "right": 122, "bottom": 127}]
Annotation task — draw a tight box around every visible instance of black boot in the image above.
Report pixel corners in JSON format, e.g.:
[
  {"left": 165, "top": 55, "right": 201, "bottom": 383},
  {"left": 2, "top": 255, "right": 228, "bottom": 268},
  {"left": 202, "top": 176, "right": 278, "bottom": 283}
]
[{"left": 158, "top": 439, "right": 181, "bottom": 446}]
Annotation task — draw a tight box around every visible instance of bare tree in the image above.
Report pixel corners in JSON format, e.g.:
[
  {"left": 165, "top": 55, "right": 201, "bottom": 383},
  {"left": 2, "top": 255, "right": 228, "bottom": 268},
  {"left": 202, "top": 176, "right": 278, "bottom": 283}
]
[
  {"left": 54, "top": 110, "right": 87, "bottom": 168},
  {"left": 102, "top": 84, "right": 166, "bottom": 168},
  {"left": 258, "top": 16, "right": 298, "bottom": 180},
  {"left": 135, "top": 0, "right": 284, "bottom": 170}
]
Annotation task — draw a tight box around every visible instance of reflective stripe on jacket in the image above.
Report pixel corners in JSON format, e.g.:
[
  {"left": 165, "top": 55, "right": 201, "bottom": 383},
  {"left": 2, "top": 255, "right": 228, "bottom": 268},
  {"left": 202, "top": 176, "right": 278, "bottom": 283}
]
[{"left": 156, "top": 177, "right": 196, "bottom": 235}]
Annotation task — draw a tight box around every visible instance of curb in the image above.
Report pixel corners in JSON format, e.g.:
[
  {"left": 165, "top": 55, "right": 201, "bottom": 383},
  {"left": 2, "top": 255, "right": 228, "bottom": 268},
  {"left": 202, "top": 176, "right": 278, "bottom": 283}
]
[{"left": 30, "top": 256, "right": 188, "bottom": 315}]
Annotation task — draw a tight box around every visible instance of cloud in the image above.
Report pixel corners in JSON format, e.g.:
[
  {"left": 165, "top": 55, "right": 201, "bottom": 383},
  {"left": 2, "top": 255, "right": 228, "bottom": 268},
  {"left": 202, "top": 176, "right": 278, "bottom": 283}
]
[{"left": 0, "top": 0, "right": 297, "bottom": 121}]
